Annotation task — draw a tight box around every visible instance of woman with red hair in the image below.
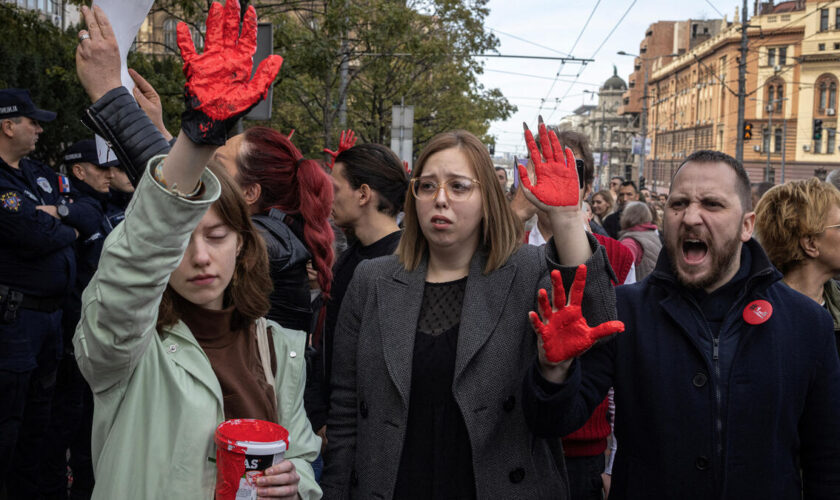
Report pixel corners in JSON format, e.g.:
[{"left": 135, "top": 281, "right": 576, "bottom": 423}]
[{"left": 213, "top": 127, "right": 334, "bottom": 333}]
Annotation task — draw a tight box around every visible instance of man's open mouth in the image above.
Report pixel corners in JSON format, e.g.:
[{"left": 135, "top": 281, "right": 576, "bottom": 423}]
[{"left": 682, "top": 239, "right": 708, "bottom": 264}]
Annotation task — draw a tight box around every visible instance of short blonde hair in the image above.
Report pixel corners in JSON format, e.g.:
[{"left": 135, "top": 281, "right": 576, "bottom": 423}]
[
  {"left": 397, "top": 130, "right": 522, "bottom": 273},
  {"left": 754, "top": 178, "right": 840, "bottom": 273}
]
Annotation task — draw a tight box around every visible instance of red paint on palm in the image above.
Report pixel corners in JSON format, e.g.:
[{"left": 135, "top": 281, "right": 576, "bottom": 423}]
[
  {"left": 176, "top": 0, "right": 283, "bottom": 122},
  {"left": 530, "top": 266, "right": 624, "bottom": 363},
  {"left": 323, "top": 129, "right": 357, "bottom": 169},
  {"left": 517, "top": 121, "right": 580, "bottom": 207}
]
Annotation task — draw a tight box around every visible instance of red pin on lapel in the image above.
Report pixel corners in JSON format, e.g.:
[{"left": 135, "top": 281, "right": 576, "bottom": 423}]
[{"left": 743, "top": 300, "right": 773, "bottom": 325}]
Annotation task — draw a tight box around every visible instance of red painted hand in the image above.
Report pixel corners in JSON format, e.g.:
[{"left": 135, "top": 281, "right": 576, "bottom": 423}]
[
  {"left": 530, "top": 266, "right": 624, "bottom": 363},
  {"left": 517, "top": 119, "right": 580, "bottom": 207},
  {"left": 323, "top": 129, "right": 357, "bottom": 169},
  {"left": 176, "top": 0, "right": 283, "bottom": 144}
]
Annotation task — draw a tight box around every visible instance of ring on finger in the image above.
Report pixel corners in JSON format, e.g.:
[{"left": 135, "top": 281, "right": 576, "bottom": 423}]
[{"left": 79, "top": 32, "right": 90, "bottom": 42}]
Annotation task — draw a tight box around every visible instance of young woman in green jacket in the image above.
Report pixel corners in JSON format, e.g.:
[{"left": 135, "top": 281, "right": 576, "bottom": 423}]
[{"left": 71, "top": 3, "right": 321, "bottom": 498}]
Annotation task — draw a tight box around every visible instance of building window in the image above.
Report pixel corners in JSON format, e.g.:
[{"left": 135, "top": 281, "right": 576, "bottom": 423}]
[
  {"left": 763, "top": 127, "right": 770, "bottom": 152},
  {"left": 836, "top": 8, "right": 840, "bottom": 30},
  {"left": 768, "top": 48, "right": 776, "bottom": 66},
  {"left": 776, "top": 85, "right": 784, "bottom": 112},
  {"left": 815, "top": 137, "right": 822, "bottom": 154},
  {"left": 829, "top": 129, "right": 837, "bottom": 153},
  {"left": 774, "top": 127, "right": 782, "bottom": 153},
  {"left": 819, "top": 43, "right": 826, "bottom": 51},
  {"left": 163, "top": 18, "right": 177, "bottom": 53},
  {"left": 836, "top": 43, "right": 840, "bottom": 50},
  {"left": 778, "top": 47, "right": 786, "bottom": 65},
  {"left": 821, "top": 8, "right": 829, "bottom": 31}
]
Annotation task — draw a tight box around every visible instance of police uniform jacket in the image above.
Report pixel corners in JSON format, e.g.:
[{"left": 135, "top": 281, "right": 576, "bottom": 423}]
[{"left": 0, "top": 156, "right": 76, "bottom": 297}]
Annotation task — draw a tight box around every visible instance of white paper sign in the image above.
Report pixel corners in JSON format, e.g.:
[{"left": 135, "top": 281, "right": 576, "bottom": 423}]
[{"left": 92, "top": 0, "right": 156, "bottom": 165}]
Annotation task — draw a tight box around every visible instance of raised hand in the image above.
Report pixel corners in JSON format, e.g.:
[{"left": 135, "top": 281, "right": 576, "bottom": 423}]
[
  {"left": 530, "top": 266, "right": 624, "bottom": 363},
  {"left": 177, "top": 0, "right": 283, "bottom": 145},
  {"left": 518, "top": 117, "right": 581, "bottom": 208},
  {"left": 75, "top": 5, "right": 122, "bottom": 103},
  {"left": 323, "top": 129, "right": 357, "bottom": 169}
]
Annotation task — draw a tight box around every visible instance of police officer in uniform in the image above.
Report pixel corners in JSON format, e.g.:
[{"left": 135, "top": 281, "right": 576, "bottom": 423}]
[
  {"left": 44, "top": 139, "right": 118, "bottom": 497},
  {"left": 0, "top": 88, "right": 78, "bottom": 496}
]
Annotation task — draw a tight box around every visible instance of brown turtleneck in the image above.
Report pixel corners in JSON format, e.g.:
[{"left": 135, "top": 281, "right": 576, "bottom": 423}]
[{"left": 179, "top": 300, "right": 278, "bottom": 422}]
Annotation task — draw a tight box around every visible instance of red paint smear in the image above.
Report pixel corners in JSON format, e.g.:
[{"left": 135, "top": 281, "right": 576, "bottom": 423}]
[
  {"left": 214, "top": 419, "right": 289, "bottom": 500},
  {"left": 532, "top": 267, "right": 625, "bottom": 363},
  {"left": 519, "top": 122, "right": 581, "bottom": 207}
]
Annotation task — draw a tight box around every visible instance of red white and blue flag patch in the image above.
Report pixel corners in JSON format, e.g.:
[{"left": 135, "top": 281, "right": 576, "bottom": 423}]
[
  {"left": 58, "top": 174, "right": 71, "bottom": 194},
  {"left": 0, "top": 191, "right": 22, "bottom": 213}
]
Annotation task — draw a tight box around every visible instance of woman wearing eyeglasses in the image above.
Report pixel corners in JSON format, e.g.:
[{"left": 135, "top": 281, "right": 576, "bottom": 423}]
[
  {"left": 754, "top": 178, "right": 840, "bottom": 356},
  {"left": 321, "top": 127, "right": 621, "bottom": 499}
]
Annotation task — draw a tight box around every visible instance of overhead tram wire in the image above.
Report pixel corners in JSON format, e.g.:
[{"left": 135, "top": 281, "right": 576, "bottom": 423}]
[
  {"left": 704, "top": 0, "right": 725, "bottom": 17},
  {"left": 536, "top": 0, "right": 602, "bottom": 119},
  {"left": 544, "top": 0, "right": 638, "bottom": 123},
  {"left": 490, "top": 28, "right": 572, "bottom": 56}
]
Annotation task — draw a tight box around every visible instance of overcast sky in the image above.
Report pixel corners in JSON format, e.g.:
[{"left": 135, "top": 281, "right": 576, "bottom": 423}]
[{"left": 479, "top": 0, "right": 744, "bottom": 155}]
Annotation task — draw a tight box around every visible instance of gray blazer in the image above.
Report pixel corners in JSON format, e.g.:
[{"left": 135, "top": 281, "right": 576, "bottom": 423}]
[{"left": 322, "top": 235, "right": 617, "bottom": 499}]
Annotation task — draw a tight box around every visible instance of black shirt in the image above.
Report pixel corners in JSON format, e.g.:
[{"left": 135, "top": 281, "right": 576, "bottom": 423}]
[
  {"left": 313, "top": 229, "right": 402, "bottom": 430},
  {"left": 394, "top": 277, "right": 476, "bottom": 499}
]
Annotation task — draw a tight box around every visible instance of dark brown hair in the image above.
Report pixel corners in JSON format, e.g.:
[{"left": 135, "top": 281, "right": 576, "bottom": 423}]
[
  {"left": 157, "top": 163, "right": 272, "bottom": 331},
  {"left": 554, "top": 129, "right": 595, "bottom": 189}
]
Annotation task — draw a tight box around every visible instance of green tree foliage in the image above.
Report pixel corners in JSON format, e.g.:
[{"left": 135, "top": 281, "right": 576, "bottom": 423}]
[
  {"left": 122, "top": 0, "right": 515, "bottom": 158},
  {"left": 0, "top": 4, "right": 90, "bottom": 166},
  {"left": 269, "top": 0, "right": 516, "bottom": 157},
  {"left": 126, "top": 52, "right": 186, "bottom": 136}
]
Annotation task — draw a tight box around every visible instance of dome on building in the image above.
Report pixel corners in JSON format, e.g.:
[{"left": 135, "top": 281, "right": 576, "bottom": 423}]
[{"left": 602, "top": 65, "right": 627, "bottom": 91}]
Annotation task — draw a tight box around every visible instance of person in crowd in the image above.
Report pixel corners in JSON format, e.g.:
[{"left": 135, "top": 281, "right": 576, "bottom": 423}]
[
  {"left": 524, "top": 150, "right": 840, "bottom": 498},
  {"left": 609, "top": 176, "right": 624, "bottom": 200},
  {"left": 72, "top": 3, "right": 320, "bottom": 497},
  {"left": 44, "top": 139, "right": 118, "bottom": 497},
  {"left": 827, "top": 168, "right": 840, "bottom": 192},
  {"left": 213, "top": 126, "right": 335, "bottom": 335},
  {"left": 639, "top": 187, "right": 651, "bottom": 202},
  {"left": 495, "top": 166, "right": 508, "bottom": 190},
  {"left": 321, "top": 123, "right": 620, "bottom": 498},
  {"left": 106, "top": 162, "right": 133, "bottom": 225},
  {"left": 602, "top": 180, "right": 639, "bottom": 239},
  {"left": 750, "top": 181, "right": 774, "bottom": 211},
  {"left": 0, "top": 87, "right": 80, "bottom": 496},
  {"left": 618, "top": 201, "right": 662, "bottom": 281},
  {"left": 311, "top": 143, "right": 408, "bottom": 455},
  {"left": 520, "top": 129, "right": 633, "bottom": 500},
  {"left": 657, "top": 192, "right": 667, "bottom": 203},
  {"left": 754, "top": 178, "right": 840, "bottom": 355},
  {"left": 646, "top": 199, "right": 665, "bottom": 232},
  {"left": 590, "top": 189, "right": 613, "bottom": 227}
]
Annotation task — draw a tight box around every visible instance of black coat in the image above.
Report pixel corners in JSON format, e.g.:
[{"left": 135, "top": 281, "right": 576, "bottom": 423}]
[{"left": 525, "top": 239, "right": 840, "bottom": 499}]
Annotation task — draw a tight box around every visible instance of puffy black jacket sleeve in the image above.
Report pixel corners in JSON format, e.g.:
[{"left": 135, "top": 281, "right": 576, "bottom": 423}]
[{"left": 81, "top": 87, "right": 172, "bottom": 185}]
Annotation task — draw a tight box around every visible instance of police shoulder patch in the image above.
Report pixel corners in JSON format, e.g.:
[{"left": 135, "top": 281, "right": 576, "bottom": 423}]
[{"left": 0, "top": 191, "right": 22, "bottom": 213}]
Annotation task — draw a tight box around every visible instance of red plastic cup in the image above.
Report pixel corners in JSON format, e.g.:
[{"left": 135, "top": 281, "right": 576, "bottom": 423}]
[{"left": 214, "top": 419, "right": 289, "bottom": 500}]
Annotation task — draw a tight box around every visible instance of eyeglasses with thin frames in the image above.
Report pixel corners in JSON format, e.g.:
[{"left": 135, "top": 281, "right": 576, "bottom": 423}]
[
  {"left": 822, "top": 223, "right": 840, "bottom": 232},
  {"left": 410, "top": 176, "right": 481, "bottom": 201}
]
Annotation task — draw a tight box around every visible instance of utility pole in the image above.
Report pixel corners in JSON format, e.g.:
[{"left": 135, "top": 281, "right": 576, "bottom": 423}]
[
  {"left": 600, "top": 99, "right": 607, "bottom": 180},
  {"left": 765, "top": 100, "right": 773, "bottom": 182},
  {"left": 781, "top": 117, "right": 787, "bottom": 183},
  {"left": 736, "top": 0, "right": 748, "bottom": 162},
  {"left": 338, "top": 0, "right": 350, "bottom": 128},
  {"left": 640, "top": 67, "right": 649, "bottom": 184}
]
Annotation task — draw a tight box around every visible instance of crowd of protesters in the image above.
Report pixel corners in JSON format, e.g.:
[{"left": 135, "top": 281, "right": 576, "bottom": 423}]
[{"left": 2, "top": 1, "right": 840, "bottom": 499}]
